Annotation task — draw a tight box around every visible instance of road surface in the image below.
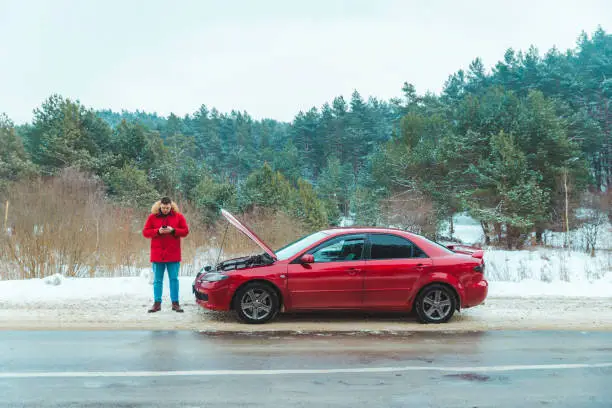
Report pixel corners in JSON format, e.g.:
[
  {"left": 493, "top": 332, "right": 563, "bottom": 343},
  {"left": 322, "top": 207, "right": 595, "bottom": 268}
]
[{"left": 1, "top": 330, "right": 611, "bottom": 407}]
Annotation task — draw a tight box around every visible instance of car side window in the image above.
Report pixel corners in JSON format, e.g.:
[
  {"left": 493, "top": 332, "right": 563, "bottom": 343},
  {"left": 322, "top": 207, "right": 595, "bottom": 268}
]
[
  {"left": 368, "top": 234, "right": 427, "bottom": 259},
  {"left": 310, "top": 236, "right": 365, "bottom": 263}
]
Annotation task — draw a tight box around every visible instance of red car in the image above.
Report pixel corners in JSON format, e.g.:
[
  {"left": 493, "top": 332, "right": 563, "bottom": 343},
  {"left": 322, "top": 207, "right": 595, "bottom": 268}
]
[{"left": 193, "top": 209, "right": 488, "bottom": 324}]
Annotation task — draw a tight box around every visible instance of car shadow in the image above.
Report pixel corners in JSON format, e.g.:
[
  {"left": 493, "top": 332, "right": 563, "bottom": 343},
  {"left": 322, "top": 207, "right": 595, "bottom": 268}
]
[
  {"left": 277, "top": 310, "right": 415, "bottom": 323},
  {"left": 200, "top": 308, "right": 480, "bottom": 325}
]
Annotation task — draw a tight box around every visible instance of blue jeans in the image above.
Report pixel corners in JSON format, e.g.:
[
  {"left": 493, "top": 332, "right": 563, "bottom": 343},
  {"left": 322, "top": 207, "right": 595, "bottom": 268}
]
[{"left": 152, "top": 262, "right": 180, "bottom": 303}]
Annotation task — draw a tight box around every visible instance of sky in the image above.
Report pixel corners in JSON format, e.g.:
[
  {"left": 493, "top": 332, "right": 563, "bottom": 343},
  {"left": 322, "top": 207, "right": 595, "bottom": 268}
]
[{"left": 0, "top": 0, "right": 610, "bottom": 124}]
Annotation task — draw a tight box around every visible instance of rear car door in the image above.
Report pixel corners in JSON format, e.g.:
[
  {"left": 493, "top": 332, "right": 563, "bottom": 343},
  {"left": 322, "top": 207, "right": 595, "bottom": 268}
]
[
  {"left": 287, "top": 234, "right": 366, "bottom": 309},
  {"left": 363, "top": 233, "right": 432, "bottom": 307}
]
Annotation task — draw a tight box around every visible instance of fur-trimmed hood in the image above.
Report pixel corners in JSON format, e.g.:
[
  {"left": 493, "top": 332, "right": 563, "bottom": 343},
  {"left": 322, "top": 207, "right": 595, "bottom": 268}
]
[{"left": 151, "top": 200, "right": 180, "bottom": 215}]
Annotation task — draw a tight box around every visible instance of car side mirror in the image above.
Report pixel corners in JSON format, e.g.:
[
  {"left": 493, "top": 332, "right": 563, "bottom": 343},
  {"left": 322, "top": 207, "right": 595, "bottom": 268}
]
[{"left": 300, "top": 254, "right": 314, "bottom": 264}]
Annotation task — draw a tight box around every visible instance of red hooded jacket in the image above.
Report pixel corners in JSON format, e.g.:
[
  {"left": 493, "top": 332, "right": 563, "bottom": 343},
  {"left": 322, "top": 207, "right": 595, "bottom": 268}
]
[{"left": 142, "top": 201, "right": 189, "bottom": 263}]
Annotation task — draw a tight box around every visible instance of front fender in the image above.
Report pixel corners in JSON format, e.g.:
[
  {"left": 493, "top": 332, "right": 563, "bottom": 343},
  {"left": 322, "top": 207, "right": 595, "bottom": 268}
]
[{"left": 228, "top": 277, "right": 286, "bottom": 311}]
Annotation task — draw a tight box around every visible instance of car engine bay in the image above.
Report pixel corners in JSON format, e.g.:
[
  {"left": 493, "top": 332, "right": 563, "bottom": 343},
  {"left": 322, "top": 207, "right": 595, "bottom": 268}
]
[{"left": 213, "top": 253, "right": 275, "bottom": 272}]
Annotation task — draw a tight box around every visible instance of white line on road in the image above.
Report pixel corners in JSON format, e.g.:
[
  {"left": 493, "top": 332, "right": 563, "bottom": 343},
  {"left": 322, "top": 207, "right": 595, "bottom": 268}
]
[{"left": 1, "top": 363, "right": 611, "bottom": 379}]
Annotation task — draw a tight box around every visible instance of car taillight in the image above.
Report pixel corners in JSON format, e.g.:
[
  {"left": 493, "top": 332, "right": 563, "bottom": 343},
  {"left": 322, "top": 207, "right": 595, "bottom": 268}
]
[{"left": 473, "top": 263, "right": 485, "bottom": 274}]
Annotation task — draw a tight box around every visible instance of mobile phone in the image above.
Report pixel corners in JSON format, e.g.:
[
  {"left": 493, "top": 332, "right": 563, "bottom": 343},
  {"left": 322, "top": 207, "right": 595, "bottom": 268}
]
[{"left": 162, "top": 225, "right": 167, "bottom": 228}]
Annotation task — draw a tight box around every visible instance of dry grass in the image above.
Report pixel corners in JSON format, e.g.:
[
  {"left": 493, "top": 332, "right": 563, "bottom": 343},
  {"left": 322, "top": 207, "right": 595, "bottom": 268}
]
[
  {"left": 0, "top": 170, "right": 310, "bottom": 280},
  {"left": 224, "top": 207, "right": 311, "bottom": 252}
]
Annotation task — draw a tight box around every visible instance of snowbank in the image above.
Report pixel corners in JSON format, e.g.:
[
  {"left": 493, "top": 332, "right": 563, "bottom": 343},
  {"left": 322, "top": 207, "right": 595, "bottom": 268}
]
[
  {"left": 483, "top": 247, "right": 611, "bottom": 284},
  {"left": 0, "top": 275, "right": 195, "bottom": 305},
  {"left": 1, "top": 246, "right": 610, "bottom": 304}
]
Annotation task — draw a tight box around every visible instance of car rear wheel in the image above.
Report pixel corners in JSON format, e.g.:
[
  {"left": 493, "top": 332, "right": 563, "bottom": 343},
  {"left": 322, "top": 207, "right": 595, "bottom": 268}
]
[
  {"left": 415, "top": 284, "right": 456, "bottom": 324},
  {"left": 233, "top": 282, "right": 280, "bottom": 324}
]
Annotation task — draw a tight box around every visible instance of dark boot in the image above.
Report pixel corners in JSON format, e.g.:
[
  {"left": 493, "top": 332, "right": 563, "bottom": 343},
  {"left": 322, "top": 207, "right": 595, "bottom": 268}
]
[
  {"left": 148, "top": 301, "right": 161, "bottom": 313},
  {"left": 172, "top": 302, "right": 184, "bottom": 313}
]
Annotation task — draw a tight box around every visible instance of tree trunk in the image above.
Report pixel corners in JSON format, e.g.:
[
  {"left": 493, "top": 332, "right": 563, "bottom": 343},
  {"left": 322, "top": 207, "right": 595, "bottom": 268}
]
[
  {"left": 480, "top": 221, "right": 491, "bottom": 245},
  {"left": 506, "top": 224, "right": 513, "bottom": 250},
  {"left": 601, "top": 90, "right": 611, "bottom": 190},
  {"left": 506, "top": 225, "right": 523, "bottom": 250},
  {"left": 494, "top": 222, "right": 502, "bottom": 244},
  {"left": 3, "top": 200, "right": 8, "bottom": 233},
  {"left": 563, "top": 168, "right": 570, "bottom": 249},
  {"left": 535, "top": 226, "right": 543, "bottom": 245},
  {"left": 593, "top": 155, "right": 602, "bottom": 192}
]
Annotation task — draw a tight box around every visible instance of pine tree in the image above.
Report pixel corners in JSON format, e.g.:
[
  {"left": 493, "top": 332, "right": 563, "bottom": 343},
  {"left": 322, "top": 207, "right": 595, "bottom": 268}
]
[
  {"left": 464, "top": 131, "right": 549, "bottom": 248},
  {"left": 192, "top": 174, "right": 237, "bottom": 225},
  {"left": 317, "top": 156, "right": 353, "bottom": 221},
  {"left": 103, "top": 164, "right": 159, "bottom": 208},
  {"left": 292, "top": 179, "right": 328, "bottom": 230},
  {"left": 242, "top": 163, "right": 292, "bottom": 211},
  {"left": 25, "top": 95, "right": 112, "bottom": 175},
  {"left": 0, "top": 114, "right": 36, "bottom": 193}
]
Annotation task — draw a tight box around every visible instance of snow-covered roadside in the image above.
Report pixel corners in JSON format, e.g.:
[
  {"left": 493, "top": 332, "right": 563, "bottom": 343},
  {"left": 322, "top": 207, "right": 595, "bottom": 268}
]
[
  {"left": 2, "top": 274, "right": 612, "bottom": 305},
  {"left": 0, "top": 296, "right": 610, "bottom": 332},
  {"left": 1, "top": 276, "right": 611, "bottom": 332},
  {"left": 1, "top": 241, "right": 610, "bottom": 332}
]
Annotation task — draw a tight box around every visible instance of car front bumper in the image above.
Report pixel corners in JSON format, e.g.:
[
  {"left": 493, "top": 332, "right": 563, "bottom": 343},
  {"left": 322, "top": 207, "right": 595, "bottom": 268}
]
[{"left": 193, "top": 281, "right": 232, "bottom": 311}]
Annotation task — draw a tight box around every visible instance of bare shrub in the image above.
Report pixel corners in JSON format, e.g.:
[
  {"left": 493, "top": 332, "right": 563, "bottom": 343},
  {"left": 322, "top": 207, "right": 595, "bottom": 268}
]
[
  {"left": 485, "top": 251, "right": 513, "bottom": 281},
  {"left": 0, "top": 169, "right": 193, "bottom": 278},
  {"left": 1, "top": 168, "right": 107, "bottom": 278},
  {"left": 378, "top": 189, "right": 437, "bottom": 237},
  {"left": 517, "top": 259, "right": 530, "bottom": 280},
  {"left": 540, "top": 265, "right": 553, "bottom": 283},
  {"left": 538, "top": 251, "right": 553, "bottom": 282},
  {"left": 207, "top": 207, "right": 309, "bottom": 259},
  {"left": 579, "top": 191, "right": 609, "bottom": 256},
  {"left": 0, "top": 180, "right": 311, "bottom": 280},
  {"left": 557, "top": 250, "right": 571, "bottom": 282}
]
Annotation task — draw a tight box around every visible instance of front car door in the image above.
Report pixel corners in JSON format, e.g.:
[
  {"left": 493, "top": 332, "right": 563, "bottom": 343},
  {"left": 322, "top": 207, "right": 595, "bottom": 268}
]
[
  {"left": 286, "top": 234, "right": 366, "bottom": 310},
  {"left": 363, "top": 233, "right": 432, "bottom": 308}
]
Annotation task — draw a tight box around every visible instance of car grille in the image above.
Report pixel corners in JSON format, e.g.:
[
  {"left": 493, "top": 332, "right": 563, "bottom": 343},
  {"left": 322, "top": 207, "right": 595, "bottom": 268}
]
[{"left": 194, "top": 290, "right": 208, "bottom": 301}]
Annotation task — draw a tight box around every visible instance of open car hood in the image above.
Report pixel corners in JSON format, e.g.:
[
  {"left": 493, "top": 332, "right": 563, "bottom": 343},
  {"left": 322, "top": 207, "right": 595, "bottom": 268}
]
[{"left": 220, "top": 209, "right": 277, "bottom": 261}]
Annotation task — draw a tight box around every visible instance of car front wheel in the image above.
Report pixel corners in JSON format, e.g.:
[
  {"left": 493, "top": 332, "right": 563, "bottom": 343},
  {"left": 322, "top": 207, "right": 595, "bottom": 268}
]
[
  {"left": 233, "top": 282, "right": 280, "bottom": 324},
  {"left": 414, "top": 284, "right": 456, "bottom": 324}
]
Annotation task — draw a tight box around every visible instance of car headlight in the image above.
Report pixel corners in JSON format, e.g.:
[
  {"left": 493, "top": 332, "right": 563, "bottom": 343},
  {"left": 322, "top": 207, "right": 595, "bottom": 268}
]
[{"left": 202, "top": 273, "right": 229, "bottom": 282}]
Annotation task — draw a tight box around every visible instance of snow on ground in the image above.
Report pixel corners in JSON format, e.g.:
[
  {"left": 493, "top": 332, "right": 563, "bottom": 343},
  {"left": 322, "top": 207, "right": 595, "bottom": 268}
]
[
  {"left": 440, "top": 211, "right": 612, "bottom": 250},
  {"left": 483, "top": 247, "right": 612, "bottom": 287},
  {"left": 0, "top": 288, "right": 610, "bottom": 332},
  {"left": 439, "top": 212, "right": 485, "bottom": 245},
  {"left": 541, "top": 219, "right": 612, "bottom": 251},
  {"left": 1, "top": 275, "right": 197, "bottom": 305}
]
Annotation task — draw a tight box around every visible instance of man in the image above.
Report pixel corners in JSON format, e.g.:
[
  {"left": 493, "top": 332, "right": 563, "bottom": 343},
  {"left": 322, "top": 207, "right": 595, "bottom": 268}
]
[{"left": 142, "top": 196, "right": 189, "bottom": 313}]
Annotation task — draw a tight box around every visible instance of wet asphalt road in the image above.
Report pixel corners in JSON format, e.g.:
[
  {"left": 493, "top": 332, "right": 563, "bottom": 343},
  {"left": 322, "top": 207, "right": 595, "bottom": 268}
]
[{"left": 0, "top": 330, "right": 611, "bottom": 407}]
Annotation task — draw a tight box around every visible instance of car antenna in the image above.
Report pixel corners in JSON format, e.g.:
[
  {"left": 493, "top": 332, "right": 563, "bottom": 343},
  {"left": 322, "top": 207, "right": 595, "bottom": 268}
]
[{"left": 215, "top": 221, "right": 230, "bottom": 267}]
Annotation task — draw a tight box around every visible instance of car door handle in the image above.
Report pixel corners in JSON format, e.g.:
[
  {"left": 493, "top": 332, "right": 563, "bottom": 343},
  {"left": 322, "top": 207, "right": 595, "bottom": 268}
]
[{"left": 347, "top": 268, "right": 361, "bottom": 275}]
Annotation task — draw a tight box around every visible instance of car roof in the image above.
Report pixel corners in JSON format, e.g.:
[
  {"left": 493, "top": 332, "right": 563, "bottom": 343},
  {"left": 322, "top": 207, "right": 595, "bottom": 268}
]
[
  {"left": 318, "top": 227, "right": 456, "bottom": 258},
  {"left": 322, "top": 227, "right": 415, "bottom": 236}
]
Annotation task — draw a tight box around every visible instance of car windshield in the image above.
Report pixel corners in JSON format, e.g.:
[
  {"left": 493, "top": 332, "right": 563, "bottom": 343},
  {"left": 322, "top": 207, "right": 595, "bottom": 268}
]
[{"left": 275, "top": 231, "right": 329, "bottom": 261}]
